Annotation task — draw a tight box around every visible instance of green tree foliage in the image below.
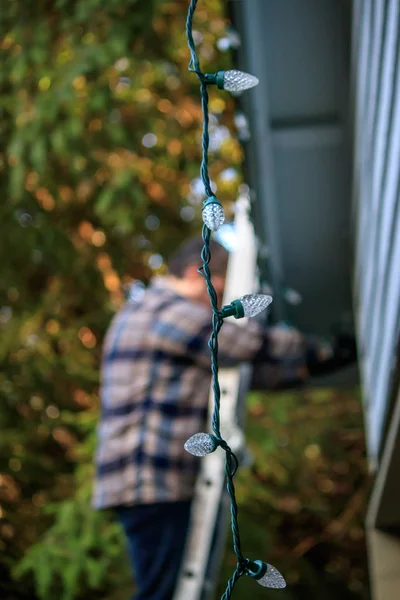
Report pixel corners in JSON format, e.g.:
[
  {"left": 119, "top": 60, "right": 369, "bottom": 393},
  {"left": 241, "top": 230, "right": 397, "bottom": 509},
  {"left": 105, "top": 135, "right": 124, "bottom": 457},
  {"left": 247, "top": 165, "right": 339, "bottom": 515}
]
[{"left": 0, "top": 1, "right": 241, "bottom": 597}]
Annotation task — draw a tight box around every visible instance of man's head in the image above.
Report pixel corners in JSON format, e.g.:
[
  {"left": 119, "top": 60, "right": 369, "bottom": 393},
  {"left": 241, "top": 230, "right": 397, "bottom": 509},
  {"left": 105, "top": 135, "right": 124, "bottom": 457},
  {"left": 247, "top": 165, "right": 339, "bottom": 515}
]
[{"left": 168, "top": 237, "right": 229, "bottom": 306}]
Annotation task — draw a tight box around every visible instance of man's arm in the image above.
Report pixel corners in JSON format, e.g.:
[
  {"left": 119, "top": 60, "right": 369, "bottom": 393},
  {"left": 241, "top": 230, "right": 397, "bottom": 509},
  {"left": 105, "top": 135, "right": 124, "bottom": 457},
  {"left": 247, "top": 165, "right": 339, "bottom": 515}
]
[
  {"left": 154, "top": 297, "right": 310, "bottom": 390},
  {"left": 153, "top": 299, "right": 263, "bottom": 368}
]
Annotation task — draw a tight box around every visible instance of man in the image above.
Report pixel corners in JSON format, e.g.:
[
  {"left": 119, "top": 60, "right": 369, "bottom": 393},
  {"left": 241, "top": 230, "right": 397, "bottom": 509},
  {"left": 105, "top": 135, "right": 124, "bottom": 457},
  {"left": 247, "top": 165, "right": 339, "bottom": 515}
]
[{"left": 93, "top": 237, "right": 349, "bottom": 599}]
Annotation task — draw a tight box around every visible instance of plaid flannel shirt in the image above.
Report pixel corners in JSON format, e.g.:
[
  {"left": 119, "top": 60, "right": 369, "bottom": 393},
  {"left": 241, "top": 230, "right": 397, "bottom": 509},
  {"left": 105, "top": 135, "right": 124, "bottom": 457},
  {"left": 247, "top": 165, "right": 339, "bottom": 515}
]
[{"left": 93, "top": 280, "right": 263, "bottom": 509}]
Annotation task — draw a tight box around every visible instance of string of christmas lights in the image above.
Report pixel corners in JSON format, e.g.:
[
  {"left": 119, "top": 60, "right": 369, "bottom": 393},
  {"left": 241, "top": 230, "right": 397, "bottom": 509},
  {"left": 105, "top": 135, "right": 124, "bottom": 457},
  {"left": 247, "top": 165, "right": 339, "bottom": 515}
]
[{"left": 184, "top": 0, "right": 287, "bottom": 597}]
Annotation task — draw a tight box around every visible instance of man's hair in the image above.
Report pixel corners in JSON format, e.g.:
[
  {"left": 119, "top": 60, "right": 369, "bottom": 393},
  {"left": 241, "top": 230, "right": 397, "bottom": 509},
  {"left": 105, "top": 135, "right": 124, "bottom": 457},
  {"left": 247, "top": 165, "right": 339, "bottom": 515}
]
[{"left": 168, "top": 237, "right": 229, "bottom": 278}]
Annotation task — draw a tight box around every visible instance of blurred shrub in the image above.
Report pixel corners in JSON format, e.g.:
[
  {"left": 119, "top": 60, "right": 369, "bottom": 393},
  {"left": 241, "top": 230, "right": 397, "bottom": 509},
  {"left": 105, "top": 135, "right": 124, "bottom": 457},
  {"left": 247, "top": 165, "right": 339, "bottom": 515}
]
[
  {"left": 218, "top": 388, "right": 370, "bottom": 600},
  {"left": 14, "top": 413, "right": 132, "bottom": 600}
]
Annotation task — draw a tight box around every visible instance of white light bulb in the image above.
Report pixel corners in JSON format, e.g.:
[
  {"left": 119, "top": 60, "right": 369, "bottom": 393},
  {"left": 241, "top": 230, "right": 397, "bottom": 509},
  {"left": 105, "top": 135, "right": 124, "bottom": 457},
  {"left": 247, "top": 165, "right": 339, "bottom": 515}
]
[
  {"left": 256, "top": 563, "right": 286, "bottom": 589},
  {"left": 222, "top": 70, "right": 259, "bottom": 92},
  {"left": 184, "top": 433, "right": 217, "bottom": 457},
  {"left": 202, "top": 202, "right": 225, "bottom": 231},
  {"left": 239, "top": 294, "right": 273, "bottom": 318}
]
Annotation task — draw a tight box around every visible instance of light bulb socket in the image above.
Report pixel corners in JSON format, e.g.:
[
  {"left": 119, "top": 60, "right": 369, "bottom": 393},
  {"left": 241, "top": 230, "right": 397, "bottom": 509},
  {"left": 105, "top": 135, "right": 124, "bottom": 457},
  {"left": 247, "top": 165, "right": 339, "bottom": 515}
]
[
  {"left": 246, "top": 560, "right": 267, "bottom": 580},
  {"left": 202, "top": 72, "right": 218, "bottom": 86},
  {"left": 221, "top": 299, "right": 245, "bottom": 320},
  {"left": 201, "top": 71, "right": 233, "bottom": 91},
  {"left": 215, "top": 71, "right": 226, "bottom": 90},
  {"left": 202, "top": 195, "right": 221, "bottom": 209}
]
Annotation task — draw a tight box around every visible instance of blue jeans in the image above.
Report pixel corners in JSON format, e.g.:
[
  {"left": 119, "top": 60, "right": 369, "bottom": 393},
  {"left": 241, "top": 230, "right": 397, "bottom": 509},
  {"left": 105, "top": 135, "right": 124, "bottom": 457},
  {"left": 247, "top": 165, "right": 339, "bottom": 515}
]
[{"left": 115, "top": 501, "right": 191, "bottom": 600}]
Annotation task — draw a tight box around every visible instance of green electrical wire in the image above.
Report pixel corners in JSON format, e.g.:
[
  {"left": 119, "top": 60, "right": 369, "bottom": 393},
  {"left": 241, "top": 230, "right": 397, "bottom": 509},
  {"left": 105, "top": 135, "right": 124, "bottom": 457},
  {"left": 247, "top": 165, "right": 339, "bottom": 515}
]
[
  {"left": 185, "top": 3, "right": 288, "bottom": 595},
  {"left": 186, "top": 1, "right": 247, "bottom": 596}
]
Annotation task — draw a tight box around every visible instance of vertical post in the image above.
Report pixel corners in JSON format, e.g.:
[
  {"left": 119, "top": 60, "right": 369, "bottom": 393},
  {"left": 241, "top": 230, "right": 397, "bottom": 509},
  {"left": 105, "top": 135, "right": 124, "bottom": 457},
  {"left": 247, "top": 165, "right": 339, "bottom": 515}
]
[
  {"left": 237, "top": 0, "right": 286, "bottom": 321},
  {"left": 367, "top": 529, "right": 400, "bottom": 600}
]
